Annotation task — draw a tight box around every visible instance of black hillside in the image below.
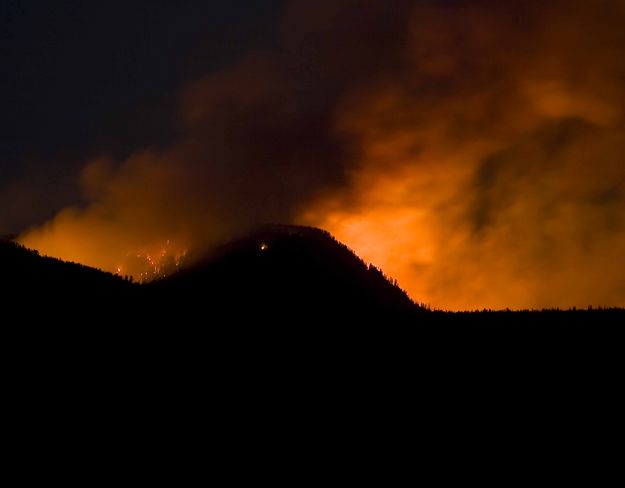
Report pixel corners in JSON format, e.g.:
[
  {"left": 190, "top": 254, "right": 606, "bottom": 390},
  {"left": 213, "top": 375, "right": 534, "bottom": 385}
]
[{"left": 151, "top": 225, "right": 421, "bottom": 321}]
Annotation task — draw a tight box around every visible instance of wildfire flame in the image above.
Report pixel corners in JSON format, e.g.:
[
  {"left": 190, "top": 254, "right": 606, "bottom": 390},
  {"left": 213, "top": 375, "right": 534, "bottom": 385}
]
[{"left": 115, "top": 240, "right": 188, "bottom": 282}]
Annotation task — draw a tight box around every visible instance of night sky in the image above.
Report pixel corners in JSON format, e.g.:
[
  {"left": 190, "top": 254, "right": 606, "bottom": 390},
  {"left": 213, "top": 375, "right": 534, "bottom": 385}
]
[
  {"left": 1, "top": 0, "right": 286, "bottom": 229},
  {"left": 3, "top": 1, "right": 625, "bottom": 310}
]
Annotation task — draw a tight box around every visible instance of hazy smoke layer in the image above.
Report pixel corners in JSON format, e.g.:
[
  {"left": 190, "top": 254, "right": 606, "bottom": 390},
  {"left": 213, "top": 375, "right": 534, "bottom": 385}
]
[
  {"left": 21, "top": 0, "right": 625, "bottom": 309},
  {"left": 302, "top": 0, "right": 625, "bottom": 309}
]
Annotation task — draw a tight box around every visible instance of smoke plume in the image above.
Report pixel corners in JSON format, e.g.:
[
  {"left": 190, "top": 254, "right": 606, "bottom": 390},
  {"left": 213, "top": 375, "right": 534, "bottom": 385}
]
[{"left": 20, "top": 0, "right": 625, "bottom": 309}]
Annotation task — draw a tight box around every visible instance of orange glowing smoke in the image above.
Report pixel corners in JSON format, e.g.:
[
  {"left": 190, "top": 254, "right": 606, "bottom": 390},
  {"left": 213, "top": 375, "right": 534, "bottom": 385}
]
[
  {"left": 18, "top": 154, "right": 192, "bottom": 281},
  {"left": 302, "top": 1, "right": 625, "bottom": 310}
]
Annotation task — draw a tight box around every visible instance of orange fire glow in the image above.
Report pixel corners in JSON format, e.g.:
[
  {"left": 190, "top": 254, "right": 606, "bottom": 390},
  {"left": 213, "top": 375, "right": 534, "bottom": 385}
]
[
  {"left": 115, "top": 241, "right": 188, "bottom": 282},
  {"left": 301, "top": 1, "right": 625, "bottom": 310}
]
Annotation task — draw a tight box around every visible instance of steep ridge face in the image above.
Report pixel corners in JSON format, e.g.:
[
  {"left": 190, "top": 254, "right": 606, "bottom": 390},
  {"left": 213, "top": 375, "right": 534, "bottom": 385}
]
[{"left": 151, "top": 225, "right": 422, "bottom": 321}]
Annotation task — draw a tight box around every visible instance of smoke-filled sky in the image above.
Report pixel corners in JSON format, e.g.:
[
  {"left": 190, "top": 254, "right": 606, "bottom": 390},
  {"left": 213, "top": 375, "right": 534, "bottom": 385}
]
[{"left": 3, "top": 0, "right": 625, "bottom": 310}]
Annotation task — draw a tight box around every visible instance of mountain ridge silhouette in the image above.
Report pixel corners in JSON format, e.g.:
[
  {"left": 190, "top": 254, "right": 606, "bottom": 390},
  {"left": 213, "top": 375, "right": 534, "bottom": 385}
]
[
  {"left": 1, "top": 225, "right": 421, "bottom": 322},
  {"left": 2, "top": 226, "right": 624, "bottom": 324}
]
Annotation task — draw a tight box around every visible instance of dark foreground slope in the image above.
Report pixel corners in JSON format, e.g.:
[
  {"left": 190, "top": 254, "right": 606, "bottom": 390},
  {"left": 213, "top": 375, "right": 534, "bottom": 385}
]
[
  {"left": 0, "top": 239, "right": 131, "bottom": 310},
  {"left": 4, "top": 233, "right": 621, "bottom": 467},
  {"left": 3, "top": 229, "right": 624, "bottom": 427}
]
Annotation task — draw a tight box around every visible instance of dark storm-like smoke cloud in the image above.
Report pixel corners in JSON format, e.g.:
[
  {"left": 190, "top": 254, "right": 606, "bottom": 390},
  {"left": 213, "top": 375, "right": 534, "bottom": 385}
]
[{"left": 21, "top": 0, "right": 625, "bottom": 309}]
